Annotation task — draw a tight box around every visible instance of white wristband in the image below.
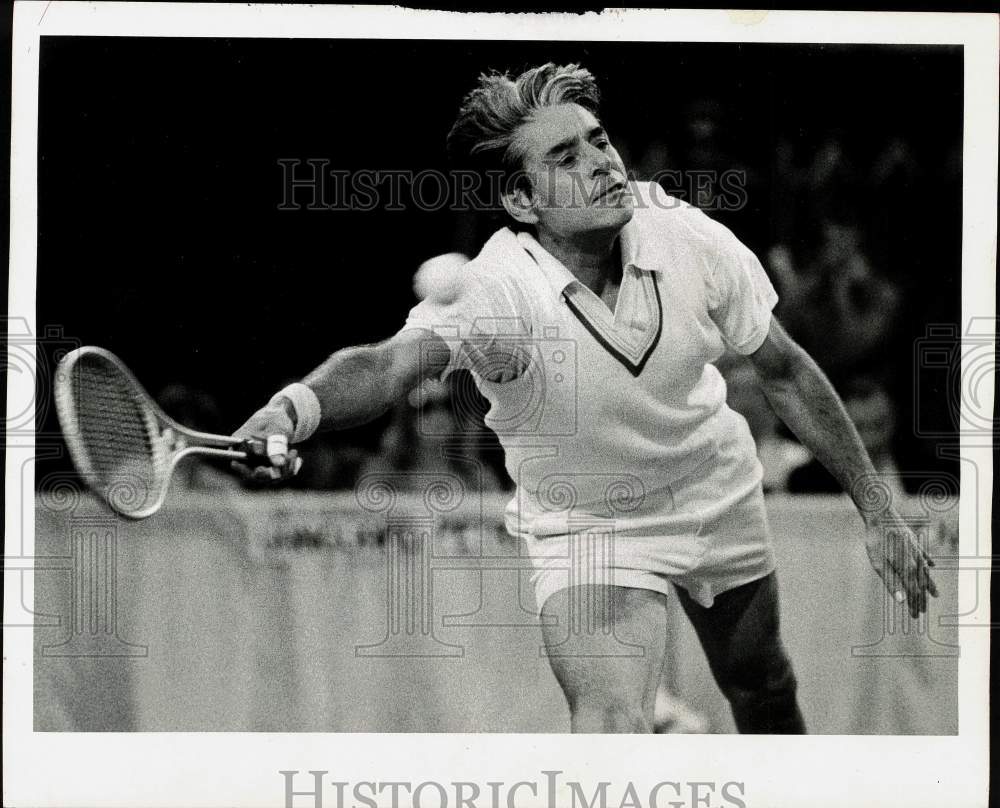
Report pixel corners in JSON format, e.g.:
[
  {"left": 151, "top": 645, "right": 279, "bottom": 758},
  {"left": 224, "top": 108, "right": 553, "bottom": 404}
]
[{"left": 269, "top": 383, "right": 322, "bottom": 444}]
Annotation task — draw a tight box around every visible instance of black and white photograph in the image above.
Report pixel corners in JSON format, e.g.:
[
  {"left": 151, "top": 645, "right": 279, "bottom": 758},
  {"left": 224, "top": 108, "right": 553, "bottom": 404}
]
[{"left": 4, "top": 5, "right": 995, "bottom": 808}]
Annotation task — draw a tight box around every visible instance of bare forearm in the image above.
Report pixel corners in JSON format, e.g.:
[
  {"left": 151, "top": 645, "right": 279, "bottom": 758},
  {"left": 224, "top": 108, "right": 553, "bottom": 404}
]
[
  {"left": 301, "top": 343, "right": 397, "bottom": 431},
  {"left": 759, "top": 350, "right": 880, "bottom": 520},
  {"left": 293, "top": 330, "right": 445, "bottom": 432},
  {"left": 233, "top": 330, "right": 442, "bottom": 482}
]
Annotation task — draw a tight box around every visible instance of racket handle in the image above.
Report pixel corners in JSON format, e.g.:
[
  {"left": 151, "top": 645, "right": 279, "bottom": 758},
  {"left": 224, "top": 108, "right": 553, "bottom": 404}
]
[
  {"left": 231, "top": 438, "right": 300, "bottom": 472},
  {"left": 235, "top": 437, "right": 266, "bottom": 457},
  {"left": 233, "top": 438, "right": 271, "bottom": 467}
]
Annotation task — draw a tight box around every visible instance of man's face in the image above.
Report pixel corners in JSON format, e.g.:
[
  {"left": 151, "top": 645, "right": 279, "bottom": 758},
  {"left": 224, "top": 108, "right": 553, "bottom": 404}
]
[{"left": 508, "top": 103, "right": 633, "bottom": 241}]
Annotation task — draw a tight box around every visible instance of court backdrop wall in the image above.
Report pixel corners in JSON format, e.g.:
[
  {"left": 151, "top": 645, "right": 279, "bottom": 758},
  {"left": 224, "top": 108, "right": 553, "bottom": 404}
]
[{"left": 33, "top": 491, "right": 958, "bottom": 734}]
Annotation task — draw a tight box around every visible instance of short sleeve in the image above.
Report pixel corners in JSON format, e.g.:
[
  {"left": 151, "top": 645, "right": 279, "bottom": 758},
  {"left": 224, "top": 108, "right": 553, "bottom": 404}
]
[
  {"left": 401, "top": 270, "right": 527, "bottom": 381},
  {"left": 705, "top": 222, "right": 779, "bottom": 355}
]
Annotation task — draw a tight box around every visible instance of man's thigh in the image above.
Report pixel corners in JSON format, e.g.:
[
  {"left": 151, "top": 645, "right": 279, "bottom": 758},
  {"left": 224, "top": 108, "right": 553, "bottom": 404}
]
[
  {"left": 672, "top": 572, "right": 804, "bottom": 732},
  {"left": 674, "top": 573, "right": 795, "bottom": 684},
  {"left": 539, "top": 585, "right": 669, "bottom": 718},
  {"left": 673, "top": 572, "right": 789, "bottom": 668}
]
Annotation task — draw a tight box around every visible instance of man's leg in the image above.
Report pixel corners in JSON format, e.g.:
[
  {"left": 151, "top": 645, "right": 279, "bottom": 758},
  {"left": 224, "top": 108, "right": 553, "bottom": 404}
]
[
  {"left": 540, "top": 585, "right": 668, "bottom": 733},
  {"left": 673, "top": 572, "right": 806, "bottom": 734}
]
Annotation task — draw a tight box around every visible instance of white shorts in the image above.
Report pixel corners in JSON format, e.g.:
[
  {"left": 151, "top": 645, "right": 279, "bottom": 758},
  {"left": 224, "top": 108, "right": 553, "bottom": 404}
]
[{"left": 512, "top": 440, "right": 776, "bottom": 614}]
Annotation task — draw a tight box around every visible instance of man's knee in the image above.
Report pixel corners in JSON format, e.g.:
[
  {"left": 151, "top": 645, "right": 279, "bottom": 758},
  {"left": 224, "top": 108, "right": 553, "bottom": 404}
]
[
  {"left": 716, "top": 644, "right": 805, "bottom": 733},
  {"left": 716, "top": 642, "right": 798, "bottom": 709},
  {"left": 722, "top": 652, "right": 798, "bottom": 709},
  {"left": 570, "top": 695, "right": 652, "bottom": 733}
]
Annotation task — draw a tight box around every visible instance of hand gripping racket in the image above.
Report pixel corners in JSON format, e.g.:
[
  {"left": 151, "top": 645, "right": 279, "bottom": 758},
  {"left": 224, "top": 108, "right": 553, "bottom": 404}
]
[{"left": 55, "top": 346, "right": 265, "bottom": 519}]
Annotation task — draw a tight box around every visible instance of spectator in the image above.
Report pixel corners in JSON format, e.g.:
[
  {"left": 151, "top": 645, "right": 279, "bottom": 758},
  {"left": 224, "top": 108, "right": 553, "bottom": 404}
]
[
  {"left": 633, "top": 98, "right": 762, "bottom": 245},
  {"left": 769, "top": 217, "right": 902, "bottom": 387}
]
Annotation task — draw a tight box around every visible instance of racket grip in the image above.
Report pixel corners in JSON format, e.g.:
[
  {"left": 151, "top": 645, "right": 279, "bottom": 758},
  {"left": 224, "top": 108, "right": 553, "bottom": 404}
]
[
  {"left": 233, "top": 438, "right": 299, "bottom": 471},
  {"left": 230, "top": 440, "right": 303, "bottom": 477},
  {"left": 234, "top": 437, "right": 270, "bottom": 466}
]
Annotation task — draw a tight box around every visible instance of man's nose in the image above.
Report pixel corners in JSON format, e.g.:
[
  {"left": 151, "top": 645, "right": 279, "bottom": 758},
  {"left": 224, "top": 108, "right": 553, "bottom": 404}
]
[{"left": 586, "top": 143, "right": 613, "bottom": 175}]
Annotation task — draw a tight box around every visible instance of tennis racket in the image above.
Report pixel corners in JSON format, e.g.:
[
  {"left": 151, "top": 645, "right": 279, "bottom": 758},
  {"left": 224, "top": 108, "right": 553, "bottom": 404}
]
[{"left": 54, "top": 346, "right": 268, "bottom": 519}]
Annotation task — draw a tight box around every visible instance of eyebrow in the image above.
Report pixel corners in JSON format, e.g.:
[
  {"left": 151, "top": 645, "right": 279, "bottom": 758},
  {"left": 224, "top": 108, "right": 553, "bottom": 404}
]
[{"left": 543, "top": 125, "right": 606, "bottom": 159}]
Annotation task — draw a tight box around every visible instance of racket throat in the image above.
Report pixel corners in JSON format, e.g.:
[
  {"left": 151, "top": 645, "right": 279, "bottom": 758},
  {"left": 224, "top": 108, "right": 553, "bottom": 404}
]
[{"left": 160, "top": 427, "right": 187, "bottom": 454}]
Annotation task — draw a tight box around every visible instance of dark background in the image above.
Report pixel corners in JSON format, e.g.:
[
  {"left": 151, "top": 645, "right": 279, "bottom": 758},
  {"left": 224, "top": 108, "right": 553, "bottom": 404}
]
[{"left": 33, "top": 36, "right": 963, "bottom": 484}]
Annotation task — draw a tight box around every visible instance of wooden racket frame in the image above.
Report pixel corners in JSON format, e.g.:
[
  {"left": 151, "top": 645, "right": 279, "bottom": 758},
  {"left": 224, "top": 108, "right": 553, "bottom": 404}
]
[{"left": 55, "top": 346, "right": 253, "bottom": 519}]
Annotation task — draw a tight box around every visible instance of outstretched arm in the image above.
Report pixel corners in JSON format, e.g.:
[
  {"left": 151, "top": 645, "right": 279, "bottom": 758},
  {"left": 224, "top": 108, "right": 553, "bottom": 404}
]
[
  {"left": 231, "top": 328, "right": 449, "bottom": 481},
  {"left": 300, "top": 328, "right": 448, "bottom": 431},
  {"left": 748, "top": 316, "right": 937, "bottom": 617}
]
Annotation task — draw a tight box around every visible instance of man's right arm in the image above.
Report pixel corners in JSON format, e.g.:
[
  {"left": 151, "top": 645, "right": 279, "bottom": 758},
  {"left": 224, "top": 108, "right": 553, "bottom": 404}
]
[
  {"left": 301, "top": 328, "right": 449, "bottom": 430},
  {"left": 231, "top": 328, "right": 449, "bottom": 480}
]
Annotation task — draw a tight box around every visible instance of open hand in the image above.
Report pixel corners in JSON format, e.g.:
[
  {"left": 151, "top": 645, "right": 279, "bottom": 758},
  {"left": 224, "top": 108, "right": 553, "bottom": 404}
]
[{"left": 863, "top": 514, "right": 938, "bottom": 619}]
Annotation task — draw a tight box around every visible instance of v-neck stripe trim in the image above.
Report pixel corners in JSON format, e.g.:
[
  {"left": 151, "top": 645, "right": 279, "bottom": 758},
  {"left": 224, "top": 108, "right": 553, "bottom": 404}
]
[{"left": 564, "top": 274, "right": 663, "bottom": 377}]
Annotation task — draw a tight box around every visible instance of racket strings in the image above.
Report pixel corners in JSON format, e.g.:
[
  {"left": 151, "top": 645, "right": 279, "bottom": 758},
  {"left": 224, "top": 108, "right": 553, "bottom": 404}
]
[{"left": 68, "top": 356, "right": 169, "bottom": 508}]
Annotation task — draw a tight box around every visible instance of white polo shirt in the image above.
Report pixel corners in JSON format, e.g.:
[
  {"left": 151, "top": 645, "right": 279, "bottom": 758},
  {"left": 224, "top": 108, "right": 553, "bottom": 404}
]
[{"left": 403, "top": 181, "right": 778, "bottom": 598}]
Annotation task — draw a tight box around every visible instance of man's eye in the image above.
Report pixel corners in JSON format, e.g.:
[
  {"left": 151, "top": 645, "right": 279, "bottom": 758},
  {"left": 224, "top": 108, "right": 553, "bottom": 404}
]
[
  {"left": 595, "top": 139, "right": 611, "bottom": 150},
  {"left": 559, "top": 153, "right": 576, "bottom": 167}
]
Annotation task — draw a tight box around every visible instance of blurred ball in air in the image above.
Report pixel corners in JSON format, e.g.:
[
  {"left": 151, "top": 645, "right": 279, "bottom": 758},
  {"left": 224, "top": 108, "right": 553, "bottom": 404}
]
[{"left": 413, "top": 252, "right": 469, "bottom": 304}]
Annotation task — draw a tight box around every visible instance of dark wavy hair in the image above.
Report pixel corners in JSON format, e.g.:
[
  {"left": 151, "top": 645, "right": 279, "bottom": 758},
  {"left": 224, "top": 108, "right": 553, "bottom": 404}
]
[{"left": 446, "top": 62, "right": 602, "bottom": 187}]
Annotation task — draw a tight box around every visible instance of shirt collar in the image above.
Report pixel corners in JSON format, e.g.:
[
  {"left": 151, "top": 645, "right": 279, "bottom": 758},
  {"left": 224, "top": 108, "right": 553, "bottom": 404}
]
[{"left": 514, "top": 216, "right": 657, "bottom": 299}]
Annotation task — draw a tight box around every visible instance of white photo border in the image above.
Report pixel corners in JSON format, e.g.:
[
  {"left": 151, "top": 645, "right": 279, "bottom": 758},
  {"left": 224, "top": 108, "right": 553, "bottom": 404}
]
[{"left": 5, "top": 4, "right": 996, "bottom": 808}]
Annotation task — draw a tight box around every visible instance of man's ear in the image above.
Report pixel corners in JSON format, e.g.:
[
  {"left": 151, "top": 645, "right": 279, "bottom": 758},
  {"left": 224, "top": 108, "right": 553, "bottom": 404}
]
[{"left": 500, "top": 180, "right": 539, "bottom": 227}]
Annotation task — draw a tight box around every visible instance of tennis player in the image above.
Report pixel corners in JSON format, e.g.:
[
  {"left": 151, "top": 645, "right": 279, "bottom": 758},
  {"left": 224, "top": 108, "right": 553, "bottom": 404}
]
[{"left": 234, "top": 63, "right": 937, "bottom": 733}]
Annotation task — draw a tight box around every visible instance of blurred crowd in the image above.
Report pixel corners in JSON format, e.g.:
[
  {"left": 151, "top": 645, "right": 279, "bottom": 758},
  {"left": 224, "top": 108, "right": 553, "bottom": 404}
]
[
  {"left": 161, "top": 96, "right": 959, "bottom": 501},
  {"left": 626, "top": 96, "right": 959, "bottom": 496}
]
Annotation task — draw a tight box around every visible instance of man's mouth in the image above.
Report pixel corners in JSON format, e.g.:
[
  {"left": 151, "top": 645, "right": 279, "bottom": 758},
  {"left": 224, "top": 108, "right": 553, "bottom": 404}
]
[{"left": 594, "top": 181, "right": 627, "bottom": 202}]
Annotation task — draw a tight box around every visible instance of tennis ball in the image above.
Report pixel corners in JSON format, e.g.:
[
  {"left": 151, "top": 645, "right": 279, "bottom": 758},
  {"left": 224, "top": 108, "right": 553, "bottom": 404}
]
[{"left": 413, "top": 252, "right": 469, "bottom": 304}]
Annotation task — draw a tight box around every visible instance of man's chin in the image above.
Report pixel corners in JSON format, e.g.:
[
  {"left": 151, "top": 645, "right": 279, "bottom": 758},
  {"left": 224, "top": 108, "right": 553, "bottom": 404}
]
[
  {"left": 584, "top": 208, "right": 634, "bottom": 237},
  {"left": 592, "top": 200, "right": 635, "bottom": 230}
]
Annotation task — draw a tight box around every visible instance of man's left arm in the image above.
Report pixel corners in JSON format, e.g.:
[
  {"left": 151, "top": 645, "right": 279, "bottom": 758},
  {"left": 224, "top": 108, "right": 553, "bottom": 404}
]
[{"left": 748, "top": 315, "right": 938, "bottom": 618}]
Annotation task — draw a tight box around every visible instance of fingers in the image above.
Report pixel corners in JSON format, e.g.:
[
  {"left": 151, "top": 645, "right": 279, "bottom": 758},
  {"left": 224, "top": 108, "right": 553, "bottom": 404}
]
[
  {"left": 927, "top": 569, "right": 939, "bottom": 598},
  {"left": 230, "top": 449, "right": 302, "bottom": 485},
  {"left": 877, "top": 559, "right": 908, "bottom": 608},
  {"left": 267, "top": 434, "right": 289, "bottom": 467},
  {"left": 908, "top": 536, "right": 939, "bottom": 612},
  {"left": 908, "top": 568, "right": 926, "bottom": 620},
  {"left": 892, "top": 538, "right": 924, "bottom": 620},
  {"left": 915, "top": 547, "right": 939, "bottom": 600},
  {"left": 867, "top": 540, "right": 906, "bottom": 605},
  {"left": 869, "top": 525, "right": 938, "bottom": 619},
  {"left": 896, "top": 543, "right": 923, "bottom": 619},
  {"left": 890, "top": 531, "right": 937, "bottom": 619},
  {"left": 229, "top": 402, "right": 300, "bottom": 484}
]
